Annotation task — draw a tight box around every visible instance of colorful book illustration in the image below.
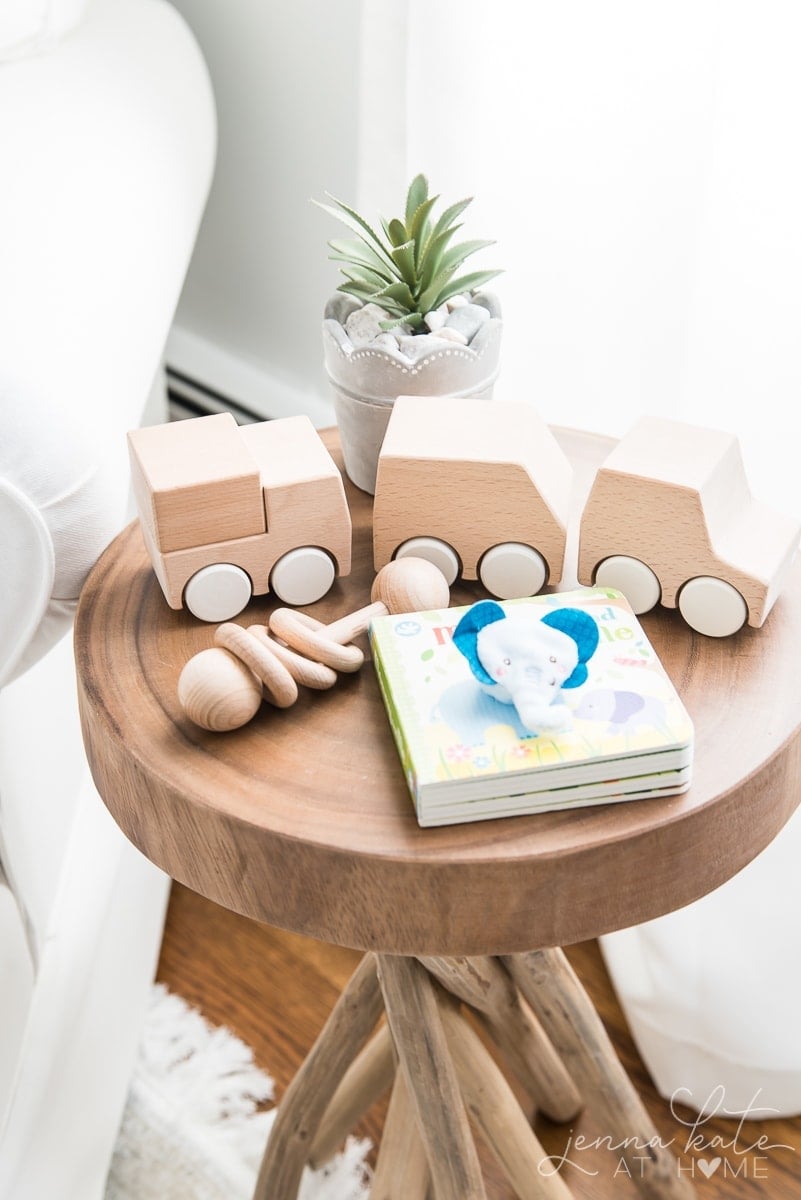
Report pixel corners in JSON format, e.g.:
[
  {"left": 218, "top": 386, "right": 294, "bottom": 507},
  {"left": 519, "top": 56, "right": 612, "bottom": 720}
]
[{"left": 368, "top": 587, "right": 694, "bottom": 827}]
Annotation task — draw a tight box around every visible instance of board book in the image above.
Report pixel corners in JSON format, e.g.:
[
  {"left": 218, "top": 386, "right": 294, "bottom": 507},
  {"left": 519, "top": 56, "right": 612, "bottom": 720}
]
[{"left": 368, "top": 587, "right": 694, "bottom": 827}]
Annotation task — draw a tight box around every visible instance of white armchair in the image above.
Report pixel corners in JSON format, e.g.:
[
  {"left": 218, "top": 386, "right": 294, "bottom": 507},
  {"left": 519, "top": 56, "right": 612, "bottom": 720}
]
[{"left": 0, "top": 2, "right": 216, "bottom": 1197}]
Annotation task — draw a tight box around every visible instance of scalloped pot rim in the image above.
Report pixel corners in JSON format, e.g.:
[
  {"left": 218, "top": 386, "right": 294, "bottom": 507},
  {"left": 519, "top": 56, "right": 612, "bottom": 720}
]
[
  {"left": 323, "top": 293, "right": 502, "bottom": 391},
  {"left": 323, "top": 292, "right": 502, "bottom": 364}
]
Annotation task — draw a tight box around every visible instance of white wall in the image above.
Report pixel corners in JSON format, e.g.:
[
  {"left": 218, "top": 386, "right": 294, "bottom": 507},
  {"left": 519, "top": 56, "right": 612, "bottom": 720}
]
[
  {"left": 405, "top": 0, "right": 801, "bottom": 515},
  {"left": 166, "top": 0, "right": 364, "bottom": 425},
  {"left": 167, "top": 1, "right": 801, "bottom": 517}
]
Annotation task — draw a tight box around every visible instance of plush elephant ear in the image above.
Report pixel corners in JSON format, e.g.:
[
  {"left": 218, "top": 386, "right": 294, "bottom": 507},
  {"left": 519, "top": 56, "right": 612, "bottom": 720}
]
[
  {"left": 453, "top": 599, "right": 506, "bottom": 685},
  {"left": 541, "top": 608, "right": 600, "bottom": 689}
]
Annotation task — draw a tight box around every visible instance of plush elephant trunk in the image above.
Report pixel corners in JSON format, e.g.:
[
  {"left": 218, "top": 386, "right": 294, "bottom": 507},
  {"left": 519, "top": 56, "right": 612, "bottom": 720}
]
[{"left": 512, "top": 687, "right": 572, "bottom": 735}]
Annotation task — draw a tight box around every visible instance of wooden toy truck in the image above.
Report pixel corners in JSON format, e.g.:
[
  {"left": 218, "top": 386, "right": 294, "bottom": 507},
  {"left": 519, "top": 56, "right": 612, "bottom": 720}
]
[
  {"left": 372, "top": 395, "right": 572, "bottom": 599},
  {"left": 577, "top": 415, "right": 801, "bottom": 637},
  {"left": 128, "top": 412, "right": 352, "bottom": 622}
]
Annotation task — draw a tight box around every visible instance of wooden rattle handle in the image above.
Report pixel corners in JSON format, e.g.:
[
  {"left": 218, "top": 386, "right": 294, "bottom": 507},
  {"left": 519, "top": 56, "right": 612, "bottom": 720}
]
[
  {"left": 323, "top": 600, "right": 388, "bottom": 645},
  {"left": 268, "top": 609, "right": 366, "bottom": 673},
  {"left": 268, "top": 557, "right": 450, "bottom": 661}
]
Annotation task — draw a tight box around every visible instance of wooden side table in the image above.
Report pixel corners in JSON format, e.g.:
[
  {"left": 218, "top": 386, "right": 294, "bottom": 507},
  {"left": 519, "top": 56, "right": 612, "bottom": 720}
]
[{"left": 75, "top": 429, "right": 801, "bottom": 1200}]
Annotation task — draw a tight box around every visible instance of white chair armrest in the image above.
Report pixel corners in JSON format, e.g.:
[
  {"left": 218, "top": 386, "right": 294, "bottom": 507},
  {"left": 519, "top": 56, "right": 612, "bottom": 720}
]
[{"left": 0, "top": 474, "right": 53, "bottom": 689}]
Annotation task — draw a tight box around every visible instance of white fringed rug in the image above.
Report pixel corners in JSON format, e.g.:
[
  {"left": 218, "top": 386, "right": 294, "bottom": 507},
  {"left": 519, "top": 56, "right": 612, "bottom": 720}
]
[{"left": 105, "top": 984, "right": 373, "bottom": 1200}]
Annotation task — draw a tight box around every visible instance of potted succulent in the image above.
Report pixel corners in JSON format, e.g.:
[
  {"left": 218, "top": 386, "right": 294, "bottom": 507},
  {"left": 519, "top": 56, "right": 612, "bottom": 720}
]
[{"left": 314, "top": 174, "right": 503, "bottom": 493}]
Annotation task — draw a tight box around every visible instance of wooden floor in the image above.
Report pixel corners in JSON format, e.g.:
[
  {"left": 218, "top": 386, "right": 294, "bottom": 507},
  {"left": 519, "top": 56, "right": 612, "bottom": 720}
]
[{"left": 157, "top": 880, "right": 801, "bottom": 1199}]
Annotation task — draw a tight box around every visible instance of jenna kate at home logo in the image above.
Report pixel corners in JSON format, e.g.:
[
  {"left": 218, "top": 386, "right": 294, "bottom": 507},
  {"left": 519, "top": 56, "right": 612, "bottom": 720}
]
[{"left": 539, "top": 1087, "right": 795, "bottom": 1183}]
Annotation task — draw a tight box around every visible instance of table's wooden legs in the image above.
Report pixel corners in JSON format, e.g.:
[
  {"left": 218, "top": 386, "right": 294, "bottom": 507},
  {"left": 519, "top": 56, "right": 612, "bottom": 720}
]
[
  {"left": 252, "top": 954, "right": 383, "bottom": 1200},
  {"left": 370, "top": 1071, "right": 431, "bottom": 1200},
  {"left": 505, "top": 951, "right": 696, "bottom": 1200},
  {"left": 420, "top": 954, "right": 583, "bottom": 1123},
  {"left": 253, "top": 949, "right": 696, "bottom": 1200},
  {"left": 379, "top": 954, "right": 488, "bottom": 1199},
  {"left": 309, "top": 1021, "right": 395, "bottom": 1168},
  {"left": 438, "top": 994, "right": 573, "bottom": 1200}
]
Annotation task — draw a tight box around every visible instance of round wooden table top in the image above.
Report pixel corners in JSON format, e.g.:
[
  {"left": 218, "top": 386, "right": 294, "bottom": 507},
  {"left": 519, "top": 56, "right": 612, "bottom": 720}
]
[{"left": 75, "top": 427, "right": 801, "bottom": 957}]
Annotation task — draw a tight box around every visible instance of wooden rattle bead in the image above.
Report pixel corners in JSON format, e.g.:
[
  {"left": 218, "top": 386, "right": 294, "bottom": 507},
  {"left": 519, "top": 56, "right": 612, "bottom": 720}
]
[
  {"left": 370, "top": 556, "right": 451, "bottom": 613},
  {"left": 177, "top": 646, "right": 262, "bottom": 733}
]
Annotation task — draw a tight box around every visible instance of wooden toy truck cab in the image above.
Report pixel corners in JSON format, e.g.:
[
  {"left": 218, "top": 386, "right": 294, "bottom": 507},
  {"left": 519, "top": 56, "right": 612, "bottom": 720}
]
[
  {"left": 577, "top": 416, "right": 801, "bottom": 637},
  {"left": 372, "top": 395, "right": 572, "bottom": 600},
  {"left": 128, "top": 412, "right": 351, "bottom": 622}
]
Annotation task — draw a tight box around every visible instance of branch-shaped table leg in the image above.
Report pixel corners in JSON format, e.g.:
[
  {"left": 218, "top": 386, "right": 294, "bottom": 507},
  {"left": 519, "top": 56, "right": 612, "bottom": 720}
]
[
  {"left": 439, "top": 995, "right": 574, "bottom": 1200},
  {"left": 377, "top": 954, "right": 488, "bottom": 1200},
  {"left": 309, "top": 1022, "right": 395, "bottom": 1167},
  {"left": 420, "top": 954, "right": 582, "bottom": 1122},
  {"left": 370, "top": 1070, "right": 431, "bottom": 1200},
  {"left": 504, "top": 950, "right": 696, "bottom": 1200},
  {"left": 252, "top": 954, "right": 384, "bottom": 1200}
]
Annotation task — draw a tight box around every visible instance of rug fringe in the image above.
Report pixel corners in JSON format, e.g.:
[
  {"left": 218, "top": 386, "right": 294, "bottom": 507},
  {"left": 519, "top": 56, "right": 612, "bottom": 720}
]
[{"left": 106, "top": 983, "right": 373, "bottom": 1200}]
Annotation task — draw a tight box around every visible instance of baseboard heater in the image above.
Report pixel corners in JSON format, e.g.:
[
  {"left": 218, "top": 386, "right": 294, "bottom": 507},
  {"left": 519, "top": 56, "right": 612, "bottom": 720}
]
[{"left": 166, "top": 367, "right": 264, "bottom": 425}]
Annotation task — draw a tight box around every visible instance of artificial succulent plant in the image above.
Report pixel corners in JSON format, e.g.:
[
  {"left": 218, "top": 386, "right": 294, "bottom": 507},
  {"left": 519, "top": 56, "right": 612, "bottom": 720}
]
[{"left": 314, "top": 173, "right": 502, "bottom": 332}]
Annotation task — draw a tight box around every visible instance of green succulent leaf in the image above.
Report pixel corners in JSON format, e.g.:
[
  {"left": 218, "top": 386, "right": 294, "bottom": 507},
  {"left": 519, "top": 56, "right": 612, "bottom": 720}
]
[
  {"left": 329, "top": 236, "right": 390, "bottom": 265},
  {"left": 428, "top": 197, "right": 474, "bottom": 242},
  {"left": 405, "top": 174, "right": 429, "bottom": 227},
  {"left": 386, "top": 217, "right": 408, "bottom": 247},
  {"left": 328, "top": 240, "right": 395, "bottom": 282},
  {"left": 380, "top": 312, "right": 426, "bottom": 332},
  {"left": 338, "top": 263, "right": 391, "bottom": 289},
  {"left": 417, "top": 270, "right": 455, "bottom": 314},
  {"left": 337, "top": 280, "right": 383, "bottom": 303},
  {"left": 417, "top": 224, "right": 464, "bottom": 293},
  {"left": 428, "top": 268, "right": 504, "bottom": 310},
  {"left": 435, "top": 239, "right": 496, "bottom": 279},
  {"left": 375, "top": 280, "right": 417, "bottom": 310},
  {"left": 313, "top": 196, "right": 394, "bottom": 267},
  {"left": 408, "top": 194, "right": 440, "bottom": 268},
  {"left": 372, "top": 300, "right": 407, "bottom": 318},
  {"left": 389, "top": 240, "right": 417, "bottom": 288},
  {"left": 314, "top": 177, "right": 501, "bottom": 324}
]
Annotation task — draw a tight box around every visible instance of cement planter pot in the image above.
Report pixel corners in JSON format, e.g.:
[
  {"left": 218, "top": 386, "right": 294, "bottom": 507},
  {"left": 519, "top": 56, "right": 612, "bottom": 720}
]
[{"left": 323, "top": 292, "right": 503, "bottom": 494}]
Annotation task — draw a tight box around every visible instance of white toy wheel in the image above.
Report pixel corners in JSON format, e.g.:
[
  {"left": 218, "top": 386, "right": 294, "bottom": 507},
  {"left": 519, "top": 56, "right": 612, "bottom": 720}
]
[
  {"left": 479, "top": 543, "right": 547, "bottom": 600},
  {"left": 678, "top": 576, "right": 747, "bottom": 637},
  {"left": 394, "top": 537, "right": 460, "bottom": 587},
  {"left": 270, "top": 547, "right": 336, "bottom": 606},
  {"left": 594, "top": 555, "right": 661, "bottom": 614},
  {"left": 184, "top": 563, "right": 253, "bottom": 622}
]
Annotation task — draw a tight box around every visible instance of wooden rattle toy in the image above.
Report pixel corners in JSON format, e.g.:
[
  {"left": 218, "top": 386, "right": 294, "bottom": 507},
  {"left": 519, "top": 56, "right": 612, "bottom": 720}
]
[{"left": 178, "top": 557, "right": 450, "bottom": 732}]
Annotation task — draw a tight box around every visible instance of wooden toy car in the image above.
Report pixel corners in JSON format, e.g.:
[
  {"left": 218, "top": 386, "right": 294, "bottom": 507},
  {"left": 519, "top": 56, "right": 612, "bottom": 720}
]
[
  {"left": 577, "top": 415, "right": 801, "bottom": 637},
  {"left": 127, "top": 412, "right": 352, "bottom": 621},
  {"left": 372, "top": 395, "right": 573, "bottom": 599}
]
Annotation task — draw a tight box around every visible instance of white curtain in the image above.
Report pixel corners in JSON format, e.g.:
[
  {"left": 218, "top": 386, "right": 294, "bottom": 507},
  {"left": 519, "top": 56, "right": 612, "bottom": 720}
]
[
  {"left": 365, "top": 0, "right": 801, "bottom": 1116},
  {"left": 360, "top": 0, "right": 801, "bottom": 517}
]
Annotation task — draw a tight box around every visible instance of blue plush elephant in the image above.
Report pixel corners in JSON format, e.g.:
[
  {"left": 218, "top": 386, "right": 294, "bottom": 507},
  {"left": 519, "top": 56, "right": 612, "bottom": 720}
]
[{"left": 452, "top": 600, "right": 599, "bottom": 735}]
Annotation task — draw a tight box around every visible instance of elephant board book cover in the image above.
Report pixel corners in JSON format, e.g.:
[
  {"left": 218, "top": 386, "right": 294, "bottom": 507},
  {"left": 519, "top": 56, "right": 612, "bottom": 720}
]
[{"left": 368, "top": 587, "right": 693, "bottom": 827}]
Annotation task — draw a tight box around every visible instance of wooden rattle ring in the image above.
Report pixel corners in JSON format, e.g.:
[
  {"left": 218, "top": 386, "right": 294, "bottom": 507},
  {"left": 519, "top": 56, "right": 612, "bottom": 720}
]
[
  {"left": 268, "top": 609, "right": 365, "bottom": 673},
  {"left": 214, "top": 623, "right": 298, "bottom": 708},
  {"left": 246, "top": 625, "right": 338, "bottom": 690}
]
